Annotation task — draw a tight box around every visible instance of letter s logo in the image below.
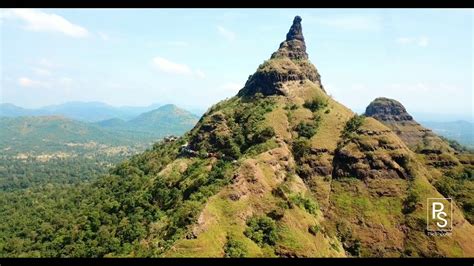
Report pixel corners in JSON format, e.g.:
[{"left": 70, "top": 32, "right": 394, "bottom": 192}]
[{"left": 432, "top": 202, "right": 448, "bottom": 228}]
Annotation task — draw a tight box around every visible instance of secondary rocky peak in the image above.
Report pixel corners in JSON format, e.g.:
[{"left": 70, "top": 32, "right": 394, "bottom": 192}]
[
  {"left": 365, "top": 97, "right": 413, "bottom": 121},
  {"left": 365, "top": 97, "right": 460, "bottom": 167},
  {"left": 271, "top": 15, "right": 308, "bottom": 60}
]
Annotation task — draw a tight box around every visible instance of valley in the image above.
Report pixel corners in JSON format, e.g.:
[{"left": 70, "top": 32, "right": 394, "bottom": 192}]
[{"left": 0, "top": 104, "right": 199, "bottom": 190}]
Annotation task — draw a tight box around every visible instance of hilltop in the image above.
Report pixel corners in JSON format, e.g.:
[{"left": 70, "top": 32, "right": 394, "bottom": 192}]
[{"left": 98, "top": 104, "right": 199, "bottom": 136}]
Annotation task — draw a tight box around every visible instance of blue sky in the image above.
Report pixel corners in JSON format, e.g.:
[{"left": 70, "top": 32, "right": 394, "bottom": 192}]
[{"left": 0, "top": 8, "right": 472, "bottom": 120}]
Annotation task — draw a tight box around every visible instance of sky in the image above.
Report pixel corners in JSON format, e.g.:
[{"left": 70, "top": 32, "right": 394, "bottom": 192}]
[{"left": 0, "top": 8, "right": 473, "bottom": 120}]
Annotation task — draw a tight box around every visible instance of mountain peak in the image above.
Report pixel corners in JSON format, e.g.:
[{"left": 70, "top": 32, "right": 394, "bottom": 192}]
[
  {"left": 271, "top": 15, "right": 308, "bottom": 60},
  {"left": 237, "top": 16, "right": 323, "bottom": 97},
  {"left": 365, "top": 97, "right": 413, "bottom": 121},
  {"left": 157, "top": 104, "right": 178, "bottom": 110}
]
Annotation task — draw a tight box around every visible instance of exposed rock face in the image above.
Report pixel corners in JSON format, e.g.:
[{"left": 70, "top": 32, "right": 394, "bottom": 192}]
[
  {"left": 271, "top": 16, "right": 308, "bottom": 60},
  {"left": 332, "top": 126, "right": 410, "bottom": 180},
  {"left": 286, "top": 16, "right": 304, "bottom": 41},
  {"left": 365, "top": 97, "right": 413, "bottom": 121},
  {"left": 237, "top": 16, "right": 323, "bottom": 97},
  {"left": 365, "top": 97, "right": 425, "bottom": 148}
]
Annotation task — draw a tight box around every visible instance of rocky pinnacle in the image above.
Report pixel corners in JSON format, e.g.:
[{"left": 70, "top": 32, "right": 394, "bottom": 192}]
[
  {"left": 238, "top": 16, "right": 323, "bottom": 97},
  {"left": 286, "top": 16, "right": 304, "bottom": 42},
  {"left": 271, "top": 16, "right": 308, "bottom": 60}
]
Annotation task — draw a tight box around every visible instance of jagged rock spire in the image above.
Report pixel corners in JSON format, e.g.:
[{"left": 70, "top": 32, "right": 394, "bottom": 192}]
[
  {"left": 271, "top": 15, "right": 308, "bottom": 60},
  {"left": 286, "top": 16, "right": 304, "bottom": 42},
  {"left": 237, "top": 16, "right": 322, "bottom": 97}
]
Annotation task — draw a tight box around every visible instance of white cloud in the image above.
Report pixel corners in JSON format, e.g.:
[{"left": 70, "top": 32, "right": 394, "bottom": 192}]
[
  {"left": 18, "top": 77, "right": 43, "bottom": 88},
  {"left": 308, "top": 15, "right": 381, "bottom": 31},
  {"left": 98, "top": 31, "right": 110, "bottom": 41},
  {"left": 32, "top": 67, "right": 51, "bottom": 76},
  {"left": 152, "top": 57, "right": 205, "bottom": 79},
  {"left": 38, "top": 58, "right": 59, "bottom": 68},
  {"left": 18, "top": 69, "right": 75, "bottom": 90},
  {"left": 217, "top": 26, "right": 236, "bottom": 41},
  {"left": 152, "top": 57, "right": 193, "bottom": 75},
  {"left": 417, "top": 36, "right": 429, "bottom": 47},
  {"left": 5, "top": 9, "right": 88, "bottom": 38},
  {"left": 0, "top": 11, "right": 8, "bottom": 25},
  {"left": 29, "top": 58, "right": 59, "bottom": 77},
  {"left": 396, "top": 36, "right": 429, "bottom": 47},
  {"left": 195, "top": 69, "right": 206, "bottom": 79}
]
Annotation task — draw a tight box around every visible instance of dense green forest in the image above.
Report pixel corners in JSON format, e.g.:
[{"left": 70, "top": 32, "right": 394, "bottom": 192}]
[
  {"left": 0, "top": 139, "right": 155, "bottom": 256},
  {"left": 0, "top": 115, "right": 149, "bottom": 256},
  {"left": 0, "top": 139, "right": 233, "bottom": 257},
  {"left": 0, "top": 156, "right": 126, "bottom": 191}
]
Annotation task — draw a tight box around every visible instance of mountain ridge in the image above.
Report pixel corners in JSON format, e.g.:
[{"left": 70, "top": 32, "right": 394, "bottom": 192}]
[
  {"left": 0, "top": 101, "right": 165, "bottom": 122},
  {"left": 0, "top": 104, "right": 199, "bottom": 155}
]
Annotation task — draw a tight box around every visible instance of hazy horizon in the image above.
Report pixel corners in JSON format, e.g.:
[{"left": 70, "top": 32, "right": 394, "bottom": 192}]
[
  {"left": 2, "top": 100, "right": 474, "bottom": 123},
  {"left": 1, "top": 8, "right": 472, "bottom": 120}
]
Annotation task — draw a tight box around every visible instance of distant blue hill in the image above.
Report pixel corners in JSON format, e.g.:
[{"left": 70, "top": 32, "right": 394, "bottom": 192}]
[
  {"left": 0, "top": 101, "right": 163, "bottom": 122},
  {"left": 95, "top": 104, "right": 199, "bottom": 136},
  {"left": 1, "top": 103, "right": 200, "bottom": 151},
  {"left": 0, "top": 104, "right": 199, "bottom": 155},
  {"left": 420, "top": 120, "right": 474, "bottom": 149}
]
